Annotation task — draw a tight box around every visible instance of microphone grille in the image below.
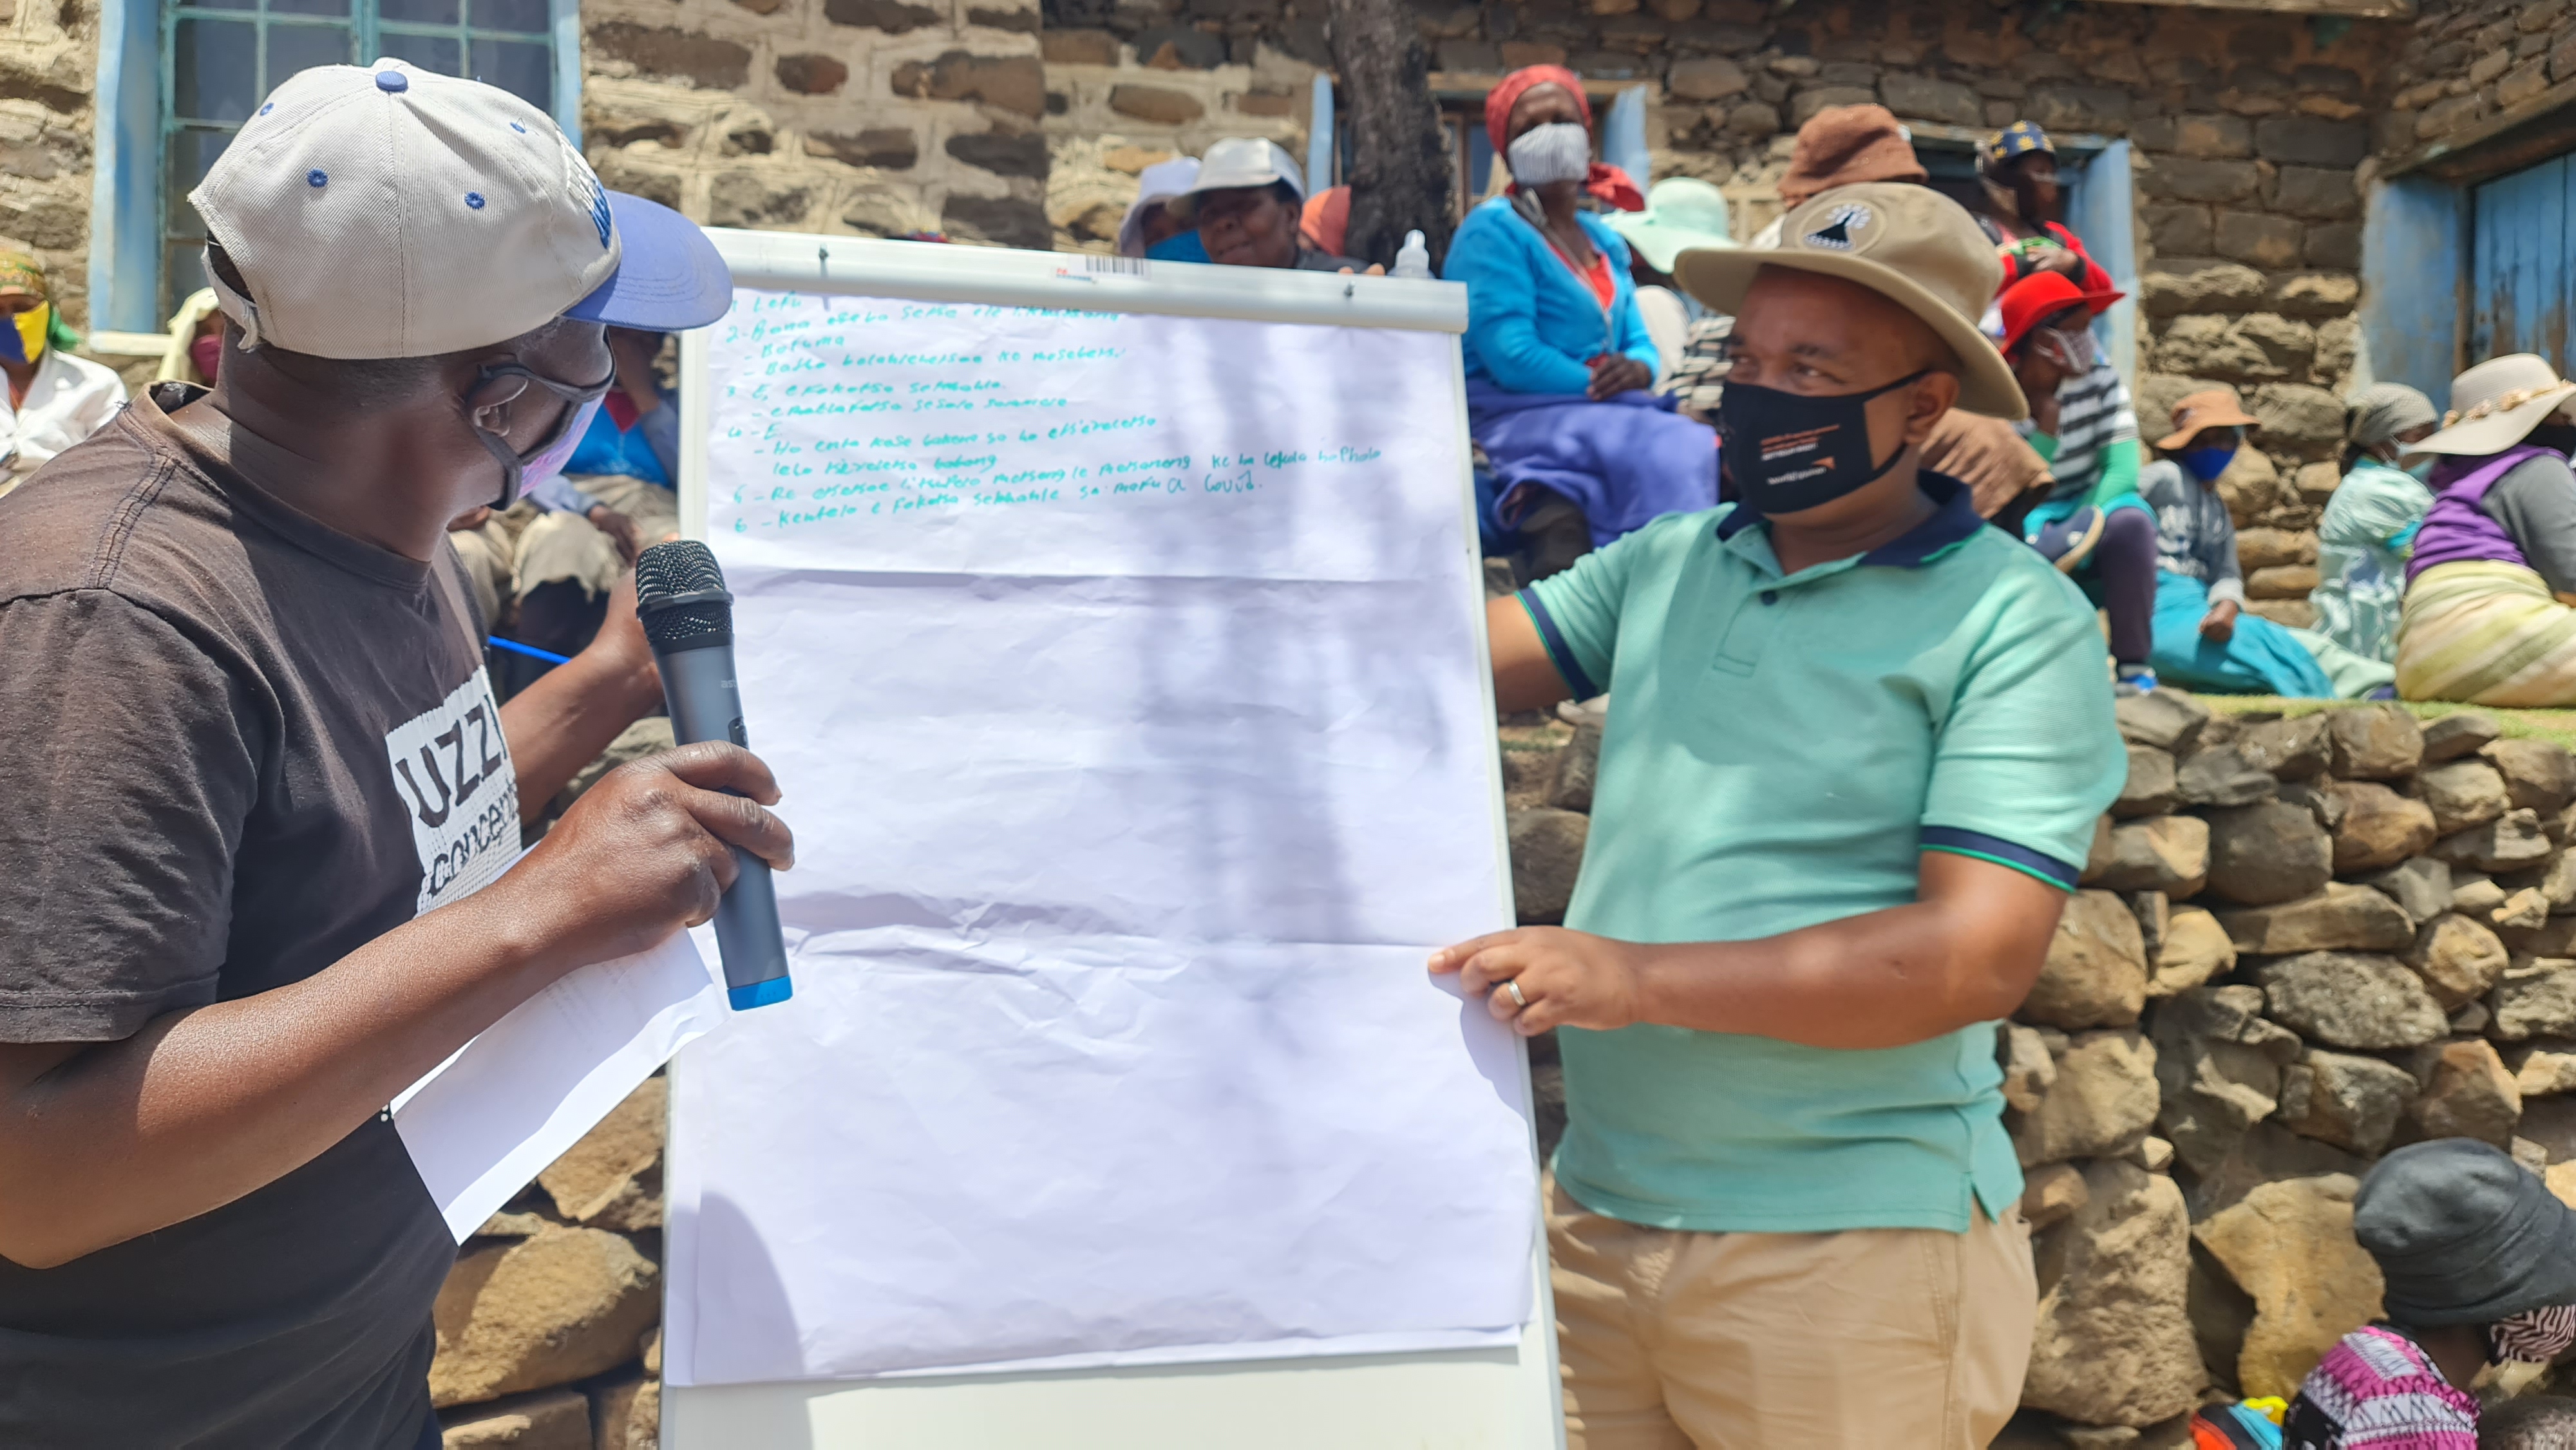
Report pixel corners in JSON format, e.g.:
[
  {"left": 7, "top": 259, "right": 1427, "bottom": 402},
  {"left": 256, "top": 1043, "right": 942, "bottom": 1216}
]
[{"left": 635, "top": 540, "right": 733, "bottom": 650}]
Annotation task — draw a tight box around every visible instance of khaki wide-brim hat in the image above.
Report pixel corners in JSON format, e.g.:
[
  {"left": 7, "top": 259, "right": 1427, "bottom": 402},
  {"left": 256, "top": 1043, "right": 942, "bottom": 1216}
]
[
  {"left": 2414, "top": 352, "right": 2576, "bottom": 456},
  {"left": 1672, "top": 182, "right": 2025, "bottom": 420}
]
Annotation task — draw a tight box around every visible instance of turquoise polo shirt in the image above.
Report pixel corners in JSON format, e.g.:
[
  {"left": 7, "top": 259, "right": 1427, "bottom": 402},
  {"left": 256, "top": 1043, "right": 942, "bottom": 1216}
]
[{"left": 1520, "top": 473, "right": 2124, "bottom": 1234}]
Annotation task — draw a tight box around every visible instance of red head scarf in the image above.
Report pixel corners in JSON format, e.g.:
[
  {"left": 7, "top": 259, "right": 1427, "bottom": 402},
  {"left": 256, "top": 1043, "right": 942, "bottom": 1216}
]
[
  {"left": 1301, "top": 186, "right": 1351, "bottom": 257},
  {"left": 1483, "top": 66, "right": 1644, "bottom": 212}
]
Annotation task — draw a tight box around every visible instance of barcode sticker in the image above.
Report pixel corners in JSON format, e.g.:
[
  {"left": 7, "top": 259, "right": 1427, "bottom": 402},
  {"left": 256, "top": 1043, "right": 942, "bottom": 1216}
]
[{"left": 1086, "top": 254, "right": 1148, "bottom": 277}]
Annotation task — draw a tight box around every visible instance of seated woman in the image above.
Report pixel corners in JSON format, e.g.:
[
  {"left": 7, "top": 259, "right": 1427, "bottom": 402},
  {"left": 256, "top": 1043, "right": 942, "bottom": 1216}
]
[
  {"left": 2396, "top": 354, "right": 2576, "bottom": 706},
  {"left": 2139, "top": 391, "right": 2390, "bottom": 699},
  {"left": 0, "top": 250, "right": 126, "bottom": 499},
  {"left": 2310, "top": 382, "right": 2438, "bottom": 665},
  {"left": 1443, "top": 64, "right": 1716, "bottom": 577}
]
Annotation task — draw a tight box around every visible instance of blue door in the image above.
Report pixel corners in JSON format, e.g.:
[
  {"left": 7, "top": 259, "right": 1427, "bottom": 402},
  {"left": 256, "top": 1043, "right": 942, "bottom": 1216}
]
[{"left": 2472, "top": 153, "right": 2576, "bottom": 366}]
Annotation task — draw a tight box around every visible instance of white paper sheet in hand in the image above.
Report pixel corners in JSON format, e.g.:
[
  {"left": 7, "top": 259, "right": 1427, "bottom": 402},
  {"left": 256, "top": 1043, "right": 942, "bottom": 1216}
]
[
  {"left": 393, "top": 930, "right": 726, "bottom": 1241},
  {"left": 668, "top": 290, "right": 1533, "bottom": 1386}
]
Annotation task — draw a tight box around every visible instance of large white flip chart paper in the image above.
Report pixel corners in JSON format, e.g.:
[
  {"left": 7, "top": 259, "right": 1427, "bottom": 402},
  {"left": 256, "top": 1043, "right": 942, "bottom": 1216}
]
[{"left": 667, "top": 282, "right": 1535, "bottom": 1387}]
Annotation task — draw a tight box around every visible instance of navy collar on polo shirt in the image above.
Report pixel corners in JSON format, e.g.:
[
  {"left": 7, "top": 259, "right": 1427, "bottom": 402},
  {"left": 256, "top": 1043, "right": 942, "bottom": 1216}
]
[{"left": 1711, "top": 471, "right": 1984, "bottom": 570}]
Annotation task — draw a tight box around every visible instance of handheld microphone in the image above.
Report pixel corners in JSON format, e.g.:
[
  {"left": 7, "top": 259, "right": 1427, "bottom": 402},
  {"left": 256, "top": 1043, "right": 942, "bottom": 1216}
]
[{"left": 634, "top": 540, "right": 793, "bottom": 1010}]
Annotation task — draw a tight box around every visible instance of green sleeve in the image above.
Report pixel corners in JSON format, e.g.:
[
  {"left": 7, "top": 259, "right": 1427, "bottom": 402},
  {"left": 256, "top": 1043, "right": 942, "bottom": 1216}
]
[
  {"left": 2085, "top": 437, "right": 2140, "bottom": 507},
  {"left": 2027, "top": 433, "right": 2059, "bottom": 464}
]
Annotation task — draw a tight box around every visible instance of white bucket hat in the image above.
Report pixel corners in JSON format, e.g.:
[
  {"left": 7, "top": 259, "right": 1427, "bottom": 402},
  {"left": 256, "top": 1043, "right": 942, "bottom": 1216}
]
[
  {"left": 2414, "top": 353, "right": 2576, "bottom": 457},
  {"left": 1165, "top": 138, "right": 1305, "bottom": 223}
]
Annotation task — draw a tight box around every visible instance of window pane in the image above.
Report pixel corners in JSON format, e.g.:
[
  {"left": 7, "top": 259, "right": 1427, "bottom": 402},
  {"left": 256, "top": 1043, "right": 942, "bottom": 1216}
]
[
  {"left": 378, "top": 30, "right": 462, "bottom": 73},
  {"left": 470, "top": 0, "right": 549, "bottom": 33},
  {"left": 173, "top": 18, "right": 259, "bottom": 124},
  {"left": 379, "top": 0, "right": 460, "bottom": 24},
  {"left": 165, "top": 242, "right": 212, "bottom": 322},
  {"left": 270, "top": 0, "right": 350, "bottom": 16},
  {"left": 266, "top": 23, "right": 353, "bottom": 85},
  {"left": 469, "top": 39, "right": 550, "bottom": 112},
  {"left": 164, "top": 126, "right": 234, "bottom": 234}
]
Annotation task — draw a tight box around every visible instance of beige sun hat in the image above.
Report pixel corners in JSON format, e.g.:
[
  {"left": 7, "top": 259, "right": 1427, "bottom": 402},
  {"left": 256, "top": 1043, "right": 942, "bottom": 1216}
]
[
  {"left": 1672, "top": 182, "right": 2024, "bottom": 419},
  {"left": 2414, "top": 353, "right": 2576, "bottom": 456}
]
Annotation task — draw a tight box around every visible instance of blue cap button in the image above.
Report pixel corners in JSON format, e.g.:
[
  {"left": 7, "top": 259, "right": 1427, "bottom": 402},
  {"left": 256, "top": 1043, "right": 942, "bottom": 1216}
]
[{"left": 375, "top": 69, "right": 408, "bottom": 92}]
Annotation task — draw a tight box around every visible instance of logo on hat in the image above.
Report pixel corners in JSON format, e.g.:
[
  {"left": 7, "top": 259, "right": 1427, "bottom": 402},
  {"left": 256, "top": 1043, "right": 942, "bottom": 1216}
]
[
  {"left": 566, "top": 150, "right": 612, "bottom": 249},
  {"left": 1803, "top": 202, "right": 1871, "bottom": 252}
]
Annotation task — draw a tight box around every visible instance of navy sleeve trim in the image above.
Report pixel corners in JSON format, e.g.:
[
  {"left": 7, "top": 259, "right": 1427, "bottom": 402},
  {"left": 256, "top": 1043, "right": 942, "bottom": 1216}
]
[
  {"left": 1516, "top": 588, "right": 1599, "bottom": 701},
  {"left": 1920, "top": 826, "right": 2081, "bottom": 891}
]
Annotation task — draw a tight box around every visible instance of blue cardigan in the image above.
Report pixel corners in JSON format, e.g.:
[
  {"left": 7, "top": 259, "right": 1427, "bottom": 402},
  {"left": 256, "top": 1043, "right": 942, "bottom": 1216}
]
[{"left": 1443, "top": 196, "right": 1661, "bottom": 397}]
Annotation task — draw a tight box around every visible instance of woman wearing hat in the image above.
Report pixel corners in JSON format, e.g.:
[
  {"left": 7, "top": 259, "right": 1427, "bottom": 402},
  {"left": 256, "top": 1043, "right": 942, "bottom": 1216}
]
[
  {"left": 2282, "top": 1138, "right": 2576, "bottom": 1447},
  {"left": 1603, "top": 176, "right": 1734, "bottom": 382},
  {"left": 2310, "top": 383, "right": 2440, "bottom": 666},
  {"left": 0, "top": 249, "right": 126, "bottom": 498},
  {"left": 2134, "top": 389, "right": 2368, "bottom": 698},
  {"left": 2394, "top": 354, "right": 2576, "bottom": 705},
  {"left": 1443, "top": 65, "right": 1716, "bottom": 576}
]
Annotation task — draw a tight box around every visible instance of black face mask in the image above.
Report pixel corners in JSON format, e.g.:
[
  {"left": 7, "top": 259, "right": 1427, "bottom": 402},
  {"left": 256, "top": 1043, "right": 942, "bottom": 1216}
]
[
  {"left": 1716, "top": 370, "right": 1927, "bottom": 516},
  {"left": 2528, "top": 422, "right": 2576, "bottom": 458}
]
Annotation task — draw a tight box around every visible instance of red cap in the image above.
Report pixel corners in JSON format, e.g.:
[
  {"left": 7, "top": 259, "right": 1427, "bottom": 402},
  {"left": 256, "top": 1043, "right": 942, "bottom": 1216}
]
[{"left": 1995, "top": 270, "right": 2123, "bottom": 357}]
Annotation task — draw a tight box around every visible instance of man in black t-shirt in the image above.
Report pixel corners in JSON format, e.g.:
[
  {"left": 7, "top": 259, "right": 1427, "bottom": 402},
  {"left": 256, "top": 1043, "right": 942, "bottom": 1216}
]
[{"left": 0, "top": 62, "right": 790, "bottom": 1449}]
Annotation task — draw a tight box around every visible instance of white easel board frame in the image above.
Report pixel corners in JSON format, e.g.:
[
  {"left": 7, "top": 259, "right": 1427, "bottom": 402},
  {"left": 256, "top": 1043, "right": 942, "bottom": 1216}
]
[{"left": 666, "top": 229, "right": 1562, "bottom": 1450}]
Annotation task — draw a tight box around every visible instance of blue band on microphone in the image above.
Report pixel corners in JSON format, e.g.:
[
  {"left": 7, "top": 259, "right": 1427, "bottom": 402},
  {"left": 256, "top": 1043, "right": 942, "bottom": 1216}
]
[{"left": 728, "top": 977, "right": 793, "bottom": 1010}]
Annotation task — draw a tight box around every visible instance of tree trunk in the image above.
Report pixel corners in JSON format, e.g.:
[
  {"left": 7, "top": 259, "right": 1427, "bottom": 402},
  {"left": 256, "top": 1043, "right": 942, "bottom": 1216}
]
[{"left": 1323, "top": 0, "right": 1455, "bottom": 270}]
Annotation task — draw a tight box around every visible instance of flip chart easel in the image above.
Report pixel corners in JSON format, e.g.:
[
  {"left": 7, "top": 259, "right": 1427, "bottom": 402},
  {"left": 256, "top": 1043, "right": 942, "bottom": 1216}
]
[{"left": 665, "top": 229, "right": 1562, "bottom": 1450}]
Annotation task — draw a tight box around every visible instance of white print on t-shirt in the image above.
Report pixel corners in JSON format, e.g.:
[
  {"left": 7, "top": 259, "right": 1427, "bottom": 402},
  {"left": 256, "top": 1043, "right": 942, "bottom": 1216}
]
[{"left": 385, "top": 668, "right": 521, "bottom": 914}]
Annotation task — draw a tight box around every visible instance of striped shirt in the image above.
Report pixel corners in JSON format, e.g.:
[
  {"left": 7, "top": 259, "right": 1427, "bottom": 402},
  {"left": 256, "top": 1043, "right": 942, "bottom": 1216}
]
[
  {"left": 2039, "top": 355, "right": 2139, "bottom": 504},
  {"left": 2282, "top": 1325, "right": 2477, "bottom": 1449}
]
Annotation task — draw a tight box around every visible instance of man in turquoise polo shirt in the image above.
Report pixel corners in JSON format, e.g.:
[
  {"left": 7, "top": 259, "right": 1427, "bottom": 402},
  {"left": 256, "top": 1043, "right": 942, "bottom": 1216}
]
[{"left": 1434, "top": 183, "right": 2125, "bottom": 1447}]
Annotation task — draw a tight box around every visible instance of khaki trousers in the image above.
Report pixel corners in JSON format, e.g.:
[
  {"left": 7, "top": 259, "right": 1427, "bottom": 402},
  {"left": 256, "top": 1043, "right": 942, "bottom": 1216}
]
[
  {"left": 514, "top": 475, "right": 681, "bottom": 602},
  {"left": 1548, "top": 1176, "right": 2036, "bottom": 1450}
]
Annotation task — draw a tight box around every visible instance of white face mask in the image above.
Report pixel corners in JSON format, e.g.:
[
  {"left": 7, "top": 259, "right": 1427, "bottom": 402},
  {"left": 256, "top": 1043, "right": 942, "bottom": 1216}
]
[{"left": 1507, "top": 123, "right": 1592, "bottom": 187}]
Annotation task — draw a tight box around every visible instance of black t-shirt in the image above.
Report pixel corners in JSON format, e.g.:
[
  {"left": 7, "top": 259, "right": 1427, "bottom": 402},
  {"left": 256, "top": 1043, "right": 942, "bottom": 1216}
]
[
  {"left": 0, "top": 384, "right": 520, "bottom": 1447},
  {"left": 2478, "top": 451, "right": 2576, "bottom": 596}
]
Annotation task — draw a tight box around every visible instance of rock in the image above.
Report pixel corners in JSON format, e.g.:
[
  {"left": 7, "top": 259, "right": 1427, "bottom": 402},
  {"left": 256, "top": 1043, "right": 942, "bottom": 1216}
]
[
  {"left": 2407, "top": 914, "right": 2512, "bottom": 1008},
  {"left": 2024, "top": 890, "right": 2151, "bottom": 1029},
  {"left": 2205, "top": 802, "right": 2333, "bottom": 905},
  {"left": 2279, "top": 779, "right": 2346, "bottom": 834},
  {"left": 1667, "top": 55, "right": 1748, "bottom": 100},
  {"left": 537, "top": 1078, "right": 663, "bottom": 1232},
  {"left": 440, "top": 1389, "right": 592, "bottom": 1450},
  {"left": 2236, "top": 528, "right": 2320, "bottom": 572},
  {"left": 2452, "top": 1001, "right": 2491, "bottom": 1034},
  {"left": 2192, "top": 1175, "right": 2384, "bottom": 1400},
  {"left": 2152, "top": 907, "right": 2237, "bottom": 996},
  {"left": 2456, "top": 871, "right": 2509, "bottom": 916},
  {"left": 2433, "top": 807, "right": 2557, "bottom": 874},
  {"left": 2421, "top": 712, "right": 2504, "bottom": 762},
  {"left": 2130, "top": 890, "right": 2172, "bottom": 960},
  {"left": 2254, "top": 952, "right": 2449, "bottom": 1050},
  {"left": 2327, "top": 705, "right": 2425, "bottom": 780},
  {"left": 2249, "top": 383, "right": 2349, "bottom": 455},
  {"left": 2140, "top": 259, "right": 2266, "bottom": 313},
  {"left": 2276, "top": 1050, "right": 2420, "bottom": 1154},
  {"left": 2134, "top": 1136, "right": 2177, "bottom": 1174},
  {"left": 2326, "top": 782, "right": 2438, "bottom": 873},
  {"left": 2499, "top": 886, "right": 2554, "bottom": 932},
  {"left": 2216, "top": 883, "right": 2414, "bottom": 955},
  {"left": 1106, "top": 82, "right": 1204, "bottom": 123},
  {"left": 2083, "top": 813, "right": 2117, "bottom": 884},
  {"left": 2097, "top": 816, "right": 2213, "bottom": 898},
  {"left": 2488, "top": 739, "right": 2576, "bottom": 815},
  {"left": 2117, "top": 745, "right": 2180, "bottom": 817},
  {"left": 2237, "top": 713, "right": 2331, "bottom": 779},
  {"left": 2117, "top": 690, "right": 2211, "bottom": 753},
  {"left": 2152, "top": 986, "right": 2303, "bottom": 1174},
  {"left": 589, "top": 1375, "right": 660, "bottom": 1450},
  {"left": 2246, "top": 599, "right": 2319, "bottom": 630},
  {"left": 2403, "top": 1039, "right": 2521, "bottom": 1148},
  {"left": 430, "top": 1227, "right": 661, "bottom": 1408},
  {"left": 2001, "top": 1022, "right": 2058, "bottom": 1113},
  {"left": 1508, "top": 808, "right": 1587, "bottom": 925},
  {"left": 2416, "top": 759, "right": 2512, "bottom": 834},
  {"left": 2499, "top": 850, "right": 2576, "bottom": 914},
  {"left": 2492, "top": 961, "right": 2576, "bottom": 1040},
  {"left": 2022, "top": 1160, "right": 2090, "bottom": 1230},
  {"left": 2186, "top": 1120, "right": 2370, "bottom": 1222},
  {"left": 2022, "top": 1162, "right": 2206, "bottom": 1427},
  {"left": 2177, "top": 746, "right": 2278, "bottom": 808},
  {"left": 2016, "top": 1030, "right": 2161, "bottom": 1167},
  {"left": 2366, "top": 857, "right": 2455, "bottom": 926},
  {"left": 2518, "top": 1050, "right": 2576, "bottom": 1097},
  {"left": 1548, "top": 721, "right": 1600, "bottom": 812},
  {"left": 2248, "top": 565, "right": 2322, "bottom": 599}
]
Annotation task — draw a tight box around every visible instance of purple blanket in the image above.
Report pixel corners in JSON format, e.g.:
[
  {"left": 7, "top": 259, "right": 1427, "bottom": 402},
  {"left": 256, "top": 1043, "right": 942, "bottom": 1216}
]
[{"left": 1468, "top": 381, "right": 1719, "bottom": 546}]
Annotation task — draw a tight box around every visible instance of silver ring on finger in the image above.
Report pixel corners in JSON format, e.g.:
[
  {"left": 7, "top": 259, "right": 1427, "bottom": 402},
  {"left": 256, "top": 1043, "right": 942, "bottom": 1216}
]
[{"left": 1504, "top": 979, "right": 1528, "bottom": 1009}]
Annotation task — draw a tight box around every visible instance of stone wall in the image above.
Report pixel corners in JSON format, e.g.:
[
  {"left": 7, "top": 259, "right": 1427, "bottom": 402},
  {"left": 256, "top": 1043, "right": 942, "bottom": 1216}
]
[
  {"left": 0, "top": 0, "right": 94, "bottom": 328},
  {"left": 1510, "top": 690, "right": 2576, "bottom": 1444},
  {"left": 580, "top": 0, "right": 1054, "bottom": 248},
  {"left": 2376, "top": 0, "right": 2576, "bottom": 161}
]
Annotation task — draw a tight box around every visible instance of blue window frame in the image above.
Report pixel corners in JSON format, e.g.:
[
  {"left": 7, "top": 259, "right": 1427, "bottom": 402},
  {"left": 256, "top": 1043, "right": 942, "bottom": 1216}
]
[{"left": 90, "top": 0, "right": 582, "bottom": 333}]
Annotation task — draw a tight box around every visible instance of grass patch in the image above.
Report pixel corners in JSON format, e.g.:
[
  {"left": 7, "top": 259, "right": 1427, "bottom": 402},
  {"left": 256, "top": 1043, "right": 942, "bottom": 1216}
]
[{"left": 2196, "top": 695, "right": 2576, "bottom": 754}]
